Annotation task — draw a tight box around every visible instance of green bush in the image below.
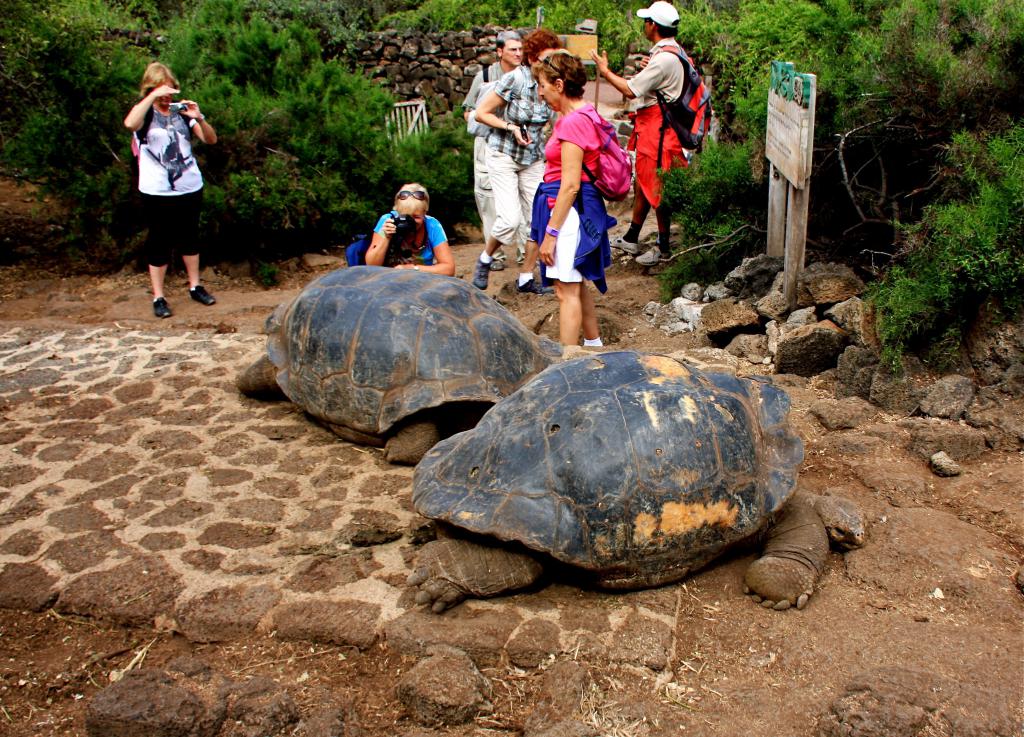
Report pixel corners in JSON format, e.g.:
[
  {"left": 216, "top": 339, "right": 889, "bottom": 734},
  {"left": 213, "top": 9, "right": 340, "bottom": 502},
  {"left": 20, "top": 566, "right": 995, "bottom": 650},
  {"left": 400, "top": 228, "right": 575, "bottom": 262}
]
[
  {"left": 391, "top": 116, "right": 476, "bottom": 229},
  {"left": 0, "top": 0, "right": 475, "bottom": 266},
  {"left": 869, "top": 124, "right": 1024, "bottom": 367},
  {"left": 1, "top": 2, "right": 145, "bottom": 265},
  {"left": 657, "top": 140, "right": 763, "bottom": 299}
]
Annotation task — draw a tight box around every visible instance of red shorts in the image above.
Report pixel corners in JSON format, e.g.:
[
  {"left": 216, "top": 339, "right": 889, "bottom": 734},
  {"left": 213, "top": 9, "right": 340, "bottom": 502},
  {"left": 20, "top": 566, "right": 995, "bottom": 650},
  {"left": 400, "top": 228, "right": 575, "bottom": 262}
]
[{"left": 628, "top": 104, "right": 689, "bottom": 209}]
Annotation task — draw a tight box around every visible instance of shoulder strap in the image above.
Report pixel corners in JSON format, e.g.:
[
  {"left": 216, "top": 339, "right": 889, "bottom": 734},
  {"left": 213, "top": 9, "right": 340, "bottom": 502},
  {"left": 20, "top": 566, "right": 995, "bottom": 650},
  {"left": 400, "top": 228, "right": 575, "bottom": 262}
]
[
  {"left": 136, "top": 105, "right": 155, "bottom": 146},
  {"left": 483, "top": 66, "right": 490, "bottom": 83}
]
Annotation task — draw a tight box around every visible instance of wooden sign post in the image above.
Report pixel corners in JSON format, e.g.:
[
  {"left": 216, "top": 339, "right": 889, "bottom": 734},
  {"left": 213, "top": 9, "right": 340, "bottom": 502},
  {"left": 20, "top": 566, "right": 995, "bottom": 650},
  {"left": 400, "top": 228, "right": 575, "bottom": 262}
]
[
  {"left": 765, "top": 61, "right": 816, "bottom": 309},
  {"left": 560, "top": 33, "right": 600, "bottom": 106}
]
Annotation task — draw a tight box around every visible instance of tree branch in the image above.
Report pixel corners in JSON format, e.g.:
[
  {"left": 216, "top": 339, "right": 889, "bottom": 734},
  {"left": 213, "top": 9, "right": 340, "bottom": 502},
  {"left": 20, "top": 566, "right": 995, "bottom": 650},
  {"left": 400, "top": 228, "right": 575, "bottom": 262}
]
[
  {"left": 663, "top": 225, "right": 755, "bottom": 263},
  {"left": 835, "top": 118, "right": 890, "bottom": 224}
]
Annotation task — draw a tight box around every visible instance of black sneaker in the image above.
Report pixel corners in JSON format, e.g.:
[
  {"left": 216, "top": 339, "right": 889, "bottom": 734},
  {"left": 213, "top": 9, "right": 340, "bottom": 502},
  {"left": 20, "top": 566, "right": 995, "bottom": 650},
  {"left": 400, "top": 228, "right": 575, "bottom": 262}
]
[
  {"left": 153, "top": 297, "right": 172, "bottom": 319},
  {"left": 189, "top": 285, "right": 216, "bottom": 306},
  {"left": 516, "top": 278, "right": 554, "bottom": 295},
  {"left": 471, "top": 259, "right": 491, "bottom": 290}
]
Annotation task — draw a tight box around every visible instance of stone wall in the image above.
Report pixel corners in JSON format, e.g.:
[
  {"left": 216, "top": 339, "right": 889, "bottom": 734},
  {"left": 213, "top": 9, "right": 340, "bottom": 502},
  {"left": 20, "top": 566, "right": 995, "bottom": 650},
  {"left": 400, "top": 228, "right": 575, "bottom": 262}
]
[{"left": 348, "top": 26, "right": 526, "bottom": 117}]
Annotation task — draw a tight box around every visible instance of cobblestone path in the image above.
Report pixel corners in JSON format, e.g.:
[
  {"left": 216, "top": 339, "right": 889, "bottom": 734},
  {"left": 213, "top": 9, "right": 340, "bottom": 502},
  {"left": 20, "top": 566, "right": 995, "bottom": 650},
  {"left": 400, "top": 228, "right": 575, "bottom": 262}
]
[{"left": 0, "top": 326, "right": 681, "bottom": 668}]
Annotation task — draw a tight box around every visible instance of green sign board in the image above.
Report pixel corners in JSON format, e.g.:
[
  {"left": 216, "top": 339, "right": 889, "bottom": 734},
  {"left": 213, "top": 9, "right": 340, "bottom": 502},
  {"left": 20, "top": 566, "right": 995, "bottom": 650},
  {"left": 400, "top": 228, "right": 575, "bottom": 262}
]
[
  {"left": 770, "top": 60, "right": 813, "bottom": 109},
  {"left": 766, "top": 61, "right": 816, "bottom": 185}
]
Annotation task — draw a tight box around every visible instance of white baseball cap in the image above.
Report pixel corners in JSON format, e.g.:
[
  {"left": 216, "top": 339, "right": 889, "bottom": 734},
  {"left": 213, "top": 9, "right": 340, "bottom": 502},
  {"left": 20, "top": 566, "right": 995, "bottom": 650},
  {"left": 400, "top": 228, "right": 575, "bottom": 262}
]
[{"left": 637, "top": 1, "right": 680, "bottom": 27}]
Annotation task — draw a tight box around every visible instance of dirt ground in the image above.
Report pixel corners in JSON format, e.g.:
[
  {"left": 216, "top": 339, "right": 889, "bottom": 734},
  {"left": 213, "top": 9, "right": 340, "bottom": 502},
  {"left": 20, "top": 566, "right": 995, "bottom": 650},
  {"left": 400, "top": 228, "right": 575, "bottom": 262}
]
[{"left": 0, "top": 177, "right": 1021, "bottom": 737}]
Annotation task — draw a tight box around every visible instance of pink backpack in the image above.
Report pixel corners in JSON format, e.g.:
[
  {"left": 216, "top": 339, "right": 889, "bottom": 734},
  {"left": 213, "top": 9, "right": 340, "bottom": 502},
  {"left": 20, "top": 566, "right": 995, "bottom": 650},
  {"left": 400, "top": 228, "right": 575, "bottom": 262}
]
[{"left": 579, "top": 107, "right": 633, "bottom": 201}]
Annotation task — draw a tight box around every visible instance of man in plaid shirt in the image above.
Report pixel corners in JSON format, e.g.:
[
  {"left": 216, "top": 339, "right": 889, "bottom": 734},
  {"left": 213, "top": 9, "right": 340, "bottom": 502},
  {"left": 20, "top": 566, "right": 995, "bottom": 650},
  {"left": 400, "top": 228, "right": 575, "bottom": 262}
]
[{"left": 469, "top": 28, "right": 562, "bottom": 295}]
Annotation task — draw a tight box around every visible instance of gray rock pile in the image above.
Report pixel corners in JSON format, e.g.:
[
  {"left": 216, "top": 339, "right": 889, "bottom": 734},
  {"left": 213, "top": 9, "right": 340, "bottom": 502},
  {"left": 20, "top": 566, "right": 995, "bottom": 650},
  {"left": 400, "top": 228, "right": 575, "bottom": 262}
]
[{"left": 642, "top": 257, "right": 1024, "bottom": 453}]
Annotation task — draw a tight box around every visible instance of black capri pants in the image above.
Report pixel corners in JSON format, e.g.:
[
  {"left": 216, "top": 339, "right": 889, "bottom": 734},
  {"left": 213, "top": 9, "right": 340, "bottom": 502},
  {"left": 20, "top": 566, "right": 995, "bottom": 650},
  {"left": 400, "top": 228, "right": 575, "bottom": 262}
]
[{"left": 142, "top": 190, "right": 203, "bottom": 267}]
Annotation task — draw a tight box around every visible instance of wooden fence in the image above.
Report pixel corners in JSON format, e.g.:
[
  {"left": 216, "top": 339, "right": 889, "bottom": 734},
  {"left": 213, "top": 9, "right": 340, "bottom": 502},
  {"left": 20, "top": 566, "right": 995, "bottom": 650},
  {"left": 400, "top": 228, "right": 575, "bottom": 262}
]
[{"left": 387, "top": 100, "right": 429, "bottom": 141}]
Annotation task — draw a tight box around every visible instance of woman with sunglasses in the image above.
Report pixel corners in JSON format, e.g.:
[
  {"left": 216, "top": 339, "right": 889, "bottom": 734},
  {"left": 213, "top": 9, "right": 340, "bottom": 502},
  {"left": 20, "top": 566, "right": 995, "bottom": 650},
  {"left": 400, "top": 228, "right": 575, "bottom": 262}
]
[
  {"left": 365, "top": 184, "right": 455, "bottom": 276},
  {"left": 123, "top": 61, "right": 218, "bottom": 319},
  {"left": 530, "top": 52, "right": 614, "bottom": 346}
]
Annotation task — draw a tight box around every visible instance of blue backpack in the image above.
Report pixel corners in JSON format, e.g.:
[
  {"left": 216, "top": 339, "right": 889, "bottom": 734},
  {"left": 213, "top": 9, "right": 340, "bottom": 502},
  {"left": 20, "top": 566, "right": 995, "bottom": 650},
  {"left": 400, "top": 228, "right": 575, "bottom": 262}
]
[{"left": 345, "top": 233, "right": 371, "bottom": 266}]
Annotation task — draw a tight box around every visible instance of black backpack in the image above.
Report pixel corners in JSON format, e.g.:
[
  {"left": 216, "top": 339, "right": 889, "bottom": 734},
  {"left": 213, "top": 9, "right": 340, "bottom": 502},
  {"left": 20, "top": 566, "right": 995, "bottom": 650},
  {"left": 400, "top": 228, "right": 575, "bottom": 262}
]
[{"left": 654, "top": 46, "right": 712, "bottom": 151}]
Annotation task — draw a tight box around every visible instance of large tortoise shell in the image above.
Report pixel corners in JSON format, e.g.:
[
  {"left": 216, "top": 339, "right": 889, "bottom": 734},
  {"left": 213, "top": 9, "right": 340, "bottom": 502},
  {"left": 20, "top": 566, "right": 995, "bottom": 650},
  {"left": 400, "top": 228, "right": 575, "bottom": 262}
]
[
  {"left": 413, "top": 352, "right": 804, "bottom": 587},
  {"left": 266, "top": 267, "right": 559, "bottom": 437}
]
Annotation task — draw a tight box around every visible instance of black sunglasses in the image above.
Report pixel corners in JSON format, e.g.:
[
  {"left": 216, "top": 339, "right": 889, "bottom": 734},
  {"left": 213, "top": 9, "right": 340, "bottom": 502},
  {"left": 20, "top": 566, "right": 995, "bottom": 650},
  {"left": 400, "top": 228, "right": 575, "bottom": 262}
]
[{"left": 397, "top": 190, "right": 427, "bottom": 201}]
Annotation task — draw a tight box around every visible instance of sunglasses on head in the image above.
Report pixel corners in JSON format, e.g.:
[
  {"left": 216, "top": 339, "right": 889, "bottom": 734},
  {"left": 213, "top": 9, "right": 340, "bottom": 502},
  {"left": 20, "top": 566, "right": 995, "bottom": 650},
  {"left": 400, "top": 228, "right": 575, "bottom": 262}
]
[
  {"left": 397, "top": 190, "right": 427, "bottom": 201},
  {"left": 541, "top": 50, "right": 573, "bottom": 71}
]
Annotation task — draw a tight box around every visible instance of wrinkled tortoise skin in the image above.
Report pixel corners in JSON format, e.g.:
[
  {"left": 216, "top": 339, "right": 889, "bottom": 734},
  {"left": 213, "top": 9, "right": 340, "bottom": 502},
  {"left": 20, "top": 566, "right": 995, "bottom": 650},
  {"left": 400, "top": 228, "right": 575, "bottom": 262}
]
[
  {"left": 413, "top": 351, "right": 804, "bottom": 589},
  {"left": 262, "top": 267, "right": 559, "bottom": 439}
]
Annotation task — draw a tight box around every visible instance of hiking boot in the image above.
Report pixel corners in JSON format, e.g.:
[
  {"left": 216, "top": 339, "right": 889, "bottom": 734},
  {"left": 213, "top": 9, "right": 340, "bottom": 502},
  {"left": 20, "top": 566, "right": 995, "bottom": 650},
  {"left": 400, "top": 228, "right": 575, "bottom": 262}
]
[
  {"left": 635, "top": 247, "right": 669, "bottom": 266},
  {"left": 189, "top": 285, "right": 216, "bottom": 306},
  {"left": 516, "top": 278, "right": 554, "bottom": 295},
  {"left": 489, "top": 259, "right": 505, "bottom": 271},
  {"left": 471, "top": 259, "right": 491, "bottom": 289},
  {"left": 612, "top": 236, "right": 641, "bottom": 255},
  {"left": 153, "top": 297, "right": 172, "bottom": 319}
]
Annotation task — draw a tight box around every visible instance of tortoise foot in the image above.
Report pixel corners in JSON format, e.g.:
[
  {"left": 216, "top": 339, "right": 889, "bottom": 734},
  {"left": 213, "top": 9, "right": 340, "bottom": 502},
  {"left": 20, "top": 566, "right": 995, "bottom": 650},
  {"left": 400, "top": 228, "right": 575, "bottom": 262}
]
[
  {"left": 407, "top": 539, "right": 543, "bottom": 613},
  {"left": 743, "top": 556, "right": 815, "bottom": 611},
  {"left": 385, "top": 420, "right": 441, "bottom": 465}
]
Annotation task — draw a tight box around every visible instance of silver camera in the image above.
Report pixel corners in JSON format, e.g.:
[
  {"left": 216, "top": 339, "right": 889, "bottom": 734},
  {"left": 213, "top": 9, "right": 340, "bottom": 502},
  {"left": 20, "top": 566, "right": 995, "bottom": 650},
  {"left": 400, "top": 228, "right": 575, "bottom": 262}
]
[{"left": 169, "top": 102, "right": 189, "bottom": 113}]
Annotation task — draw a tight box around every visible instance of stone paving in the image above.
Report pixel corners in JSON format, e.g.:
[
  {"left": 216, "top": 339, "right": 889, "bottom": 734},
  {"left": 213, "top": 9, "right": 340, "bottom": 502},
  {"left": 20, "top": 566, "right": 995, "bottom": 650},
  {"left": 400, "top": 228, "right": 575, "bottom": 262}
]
[{"left": 0, "top": 326, "right": 679, "bottom": 669}]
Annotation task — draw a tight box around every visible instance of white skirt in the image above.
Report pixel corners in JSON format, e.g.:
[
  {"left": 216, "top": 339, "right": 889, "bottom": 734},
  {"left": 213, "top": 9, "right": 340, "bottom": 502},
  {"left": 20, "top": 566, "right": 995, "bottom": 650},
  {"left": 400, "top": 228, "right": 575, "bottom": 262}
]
[{"left": 543, "top": 206, "right": 582, "bottom": 283}]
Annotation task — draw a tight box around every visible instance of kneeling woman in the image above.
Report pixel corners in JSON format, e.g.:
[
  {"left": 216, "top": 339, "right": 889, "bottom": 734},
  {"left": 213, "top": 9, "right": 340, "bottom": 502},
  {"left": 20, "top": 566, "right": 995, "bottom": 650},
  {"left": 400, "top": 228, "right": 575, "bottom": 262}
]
[
  {"left": 366, "top": 183, "right": 455, "bottom": 276},
  {"left": 530, "top": 53, "right": 615, "bottom": 346}
]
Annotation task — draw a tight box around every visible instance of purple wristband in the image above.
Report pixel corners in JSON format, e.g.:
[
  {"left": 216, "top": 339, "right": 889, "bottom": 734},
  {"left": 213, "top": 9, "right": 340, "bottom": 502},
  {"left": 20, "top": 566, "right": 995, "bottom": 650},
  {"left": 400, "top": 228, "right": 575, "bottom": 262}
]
[{"left": 545, "top": 225, "right": 560, "bottom": 237}]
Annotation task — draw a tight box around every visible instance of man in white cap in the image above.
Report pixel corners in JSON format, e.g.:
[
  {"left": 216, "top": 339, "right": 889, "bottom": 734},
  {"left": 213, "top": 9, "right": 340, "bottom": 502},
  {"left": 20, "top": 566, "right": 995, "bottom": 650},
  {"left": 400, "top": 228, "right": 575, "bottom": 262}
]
[
  {"left": 463, "top": 30, "right": 524, "bottom": 271},
  {"left": 592, "top": 0, "right": 691, "bottom": 266}
]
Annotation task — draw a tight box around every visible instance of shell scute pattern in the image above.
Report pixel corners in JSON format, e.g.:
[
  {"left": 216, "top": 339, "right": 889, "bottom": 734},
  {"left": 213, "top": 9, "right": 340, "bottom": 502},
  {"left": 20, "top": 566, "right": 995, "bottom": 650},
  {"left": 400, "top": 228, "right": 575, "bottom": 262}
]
[
  {"left": 414, "top": 351, "right": 804, "bottom": 587},
  {"left": 264, "top": 267, "right": 557, "bottom": 438}
]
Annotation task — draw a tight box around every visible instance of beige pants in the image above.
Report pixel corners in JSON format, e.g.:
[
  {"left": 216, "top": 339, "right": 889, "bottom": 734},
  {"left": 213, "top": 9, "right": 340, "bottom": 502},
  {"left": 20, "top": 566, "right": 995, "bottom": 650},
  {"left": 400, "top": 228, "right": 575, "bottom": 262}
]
[{"left": 484, "top": 146, "right": 543, "bottom": 253}]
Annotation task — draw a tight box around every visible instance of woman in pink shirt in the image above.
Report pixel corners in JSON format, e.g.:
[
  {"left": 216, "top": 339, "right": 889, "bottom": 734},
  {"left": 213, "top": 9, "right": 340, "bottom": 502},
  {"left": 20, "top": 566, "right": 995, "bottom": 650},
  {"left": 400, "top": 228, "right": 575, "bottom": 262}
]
[{"left": 530, "top": 52, "right": 615, "bottom": 347}]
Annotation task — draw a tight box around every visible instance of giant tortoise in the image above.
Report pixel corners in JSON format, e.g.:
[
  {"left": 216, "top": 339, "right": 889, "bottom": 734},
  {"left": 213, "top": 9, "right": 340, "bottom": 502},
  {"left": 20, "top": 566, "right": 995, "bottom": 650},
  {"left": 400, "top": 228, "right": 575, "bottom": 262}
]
[
  {"left": 409, "top": 351, "right": 864, "bottom": 611},
  {"left": 237, "top": 267, "right": 561, "bottom": 463}
]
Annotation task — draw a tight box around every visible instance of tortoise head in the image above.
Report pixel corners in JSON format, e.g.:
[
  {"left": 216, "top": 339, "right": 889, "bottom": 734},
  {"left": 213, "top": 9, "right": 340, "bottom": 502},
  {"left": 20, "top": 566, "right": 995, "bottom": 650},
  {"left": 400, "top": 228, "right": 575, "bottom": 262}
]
[{"left": 813, "top": 494, "right": 866, "bottom": 550}]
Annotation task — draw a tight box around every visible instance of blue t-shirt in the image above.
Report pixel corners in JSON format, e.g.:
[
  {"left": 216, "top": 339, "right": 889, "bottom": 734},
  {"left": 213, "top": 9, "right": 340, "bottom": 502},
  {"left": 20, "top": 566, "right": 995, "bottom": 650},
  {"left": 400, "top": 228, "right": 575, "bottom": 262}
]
[{"left": 373, "top": 212, "right": 447, "bottom": 266}]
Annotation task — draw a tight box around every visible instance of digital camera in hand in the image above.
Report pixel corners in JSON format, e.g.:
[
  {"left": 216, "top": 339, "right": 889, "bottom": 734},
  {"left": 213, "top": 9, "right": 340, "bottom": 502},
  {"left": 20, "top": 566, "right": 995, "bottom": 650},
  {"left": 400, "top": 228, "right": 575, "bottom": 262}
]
[
  {"left": 386, "top": 214, "right": 418, "bottom": 267},
  {"left": 392, "top": 214, "right": 416, "bottom": 237},
  {"left": 169, "top": 102, "right": 189, "bottom": 113}
]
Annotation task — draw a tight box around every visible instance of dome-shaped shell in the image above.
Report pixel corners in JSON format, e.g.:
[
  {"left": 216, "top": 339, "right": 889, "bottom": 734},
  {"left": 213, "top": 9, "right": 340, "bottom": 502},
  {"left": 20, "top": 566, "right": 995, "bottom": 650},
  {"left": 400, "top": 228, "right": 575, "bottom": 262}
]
[
  {"left": 265, "top": 267, "right": 559, "bottom": 437},
  {"left": 413, "top": 352, "right": 804, "bottom": 587}
]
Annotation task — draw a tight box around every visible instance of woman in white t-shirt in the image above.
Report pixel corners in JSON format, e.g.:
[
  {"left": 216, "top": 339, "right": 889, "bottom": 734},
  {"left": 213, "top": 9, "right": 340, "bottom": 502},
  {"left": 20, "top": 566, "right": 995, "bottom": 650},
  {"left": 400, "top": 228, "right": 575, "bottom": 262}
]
[{"left": 123, "top": 62, "right": 218, "bottom": 319}]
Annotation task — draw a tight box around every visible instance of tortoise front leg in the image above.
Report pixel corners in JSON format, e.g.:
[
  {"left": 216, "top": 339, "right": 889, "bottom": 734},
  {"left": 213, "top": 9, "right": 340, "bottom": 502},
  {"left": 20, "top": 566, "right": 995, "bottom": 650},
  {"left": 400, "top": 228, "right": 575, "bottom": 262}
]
[
  {"left": 408, "top": 538, "right": 544, "bottom": 613},
  {"left": 743, "top": 495, "right": 828, "bottom": 611}
]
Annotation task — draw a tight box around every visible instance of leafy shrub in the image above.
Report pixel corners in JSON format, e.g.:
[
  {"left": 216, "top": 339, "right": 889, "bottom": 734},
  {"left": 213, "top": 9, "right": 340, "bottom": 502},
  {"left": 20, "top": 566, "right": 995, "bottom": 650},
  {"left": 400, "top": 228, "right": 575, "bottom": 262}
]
[
  {"left": 0, "top": 0, "right": 475, "bottom": 267},
  {"left": 390, "top": 116, "right": 475, "bottom": 229},
  {"left": 255, "top": 260, "right": 279, "bottom": 287},
  {"left": 657, "top": 140, "right": 763, "bottom": 299},
  {"left": 869, "top": 124, "right": 1024, "bottom": 367},
  {"left": 247, "top": 0, "right": 409, "bottom": 51},
  {"left": 1, "top": 2, "right": 146, "bottom": 266}
]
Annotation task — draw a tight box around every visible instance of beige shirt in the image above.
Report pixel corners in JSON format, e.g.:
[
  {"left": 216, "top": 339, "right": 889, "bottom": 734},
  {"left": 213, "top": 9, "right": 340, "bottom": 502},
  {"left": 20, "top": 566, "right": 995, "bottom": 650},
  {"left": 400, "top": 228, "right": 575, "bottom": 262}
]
[{"left": 626, "top": 40, "right": 688, "bottom": 110}]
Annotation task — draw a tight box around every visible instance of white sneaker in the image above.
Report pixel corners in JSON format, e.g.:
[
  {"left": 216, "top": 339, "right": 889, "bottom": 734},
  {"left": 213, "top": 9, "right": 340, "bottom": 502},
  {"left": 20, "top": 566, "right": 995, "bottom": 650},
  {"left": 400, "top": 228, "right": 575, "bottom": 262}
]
[
  {"left": 612, "top": 236, "right": 641, "bottom": 255},
  {"left": 635, "top": 247, "right": 666, "bottom": 266}
]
